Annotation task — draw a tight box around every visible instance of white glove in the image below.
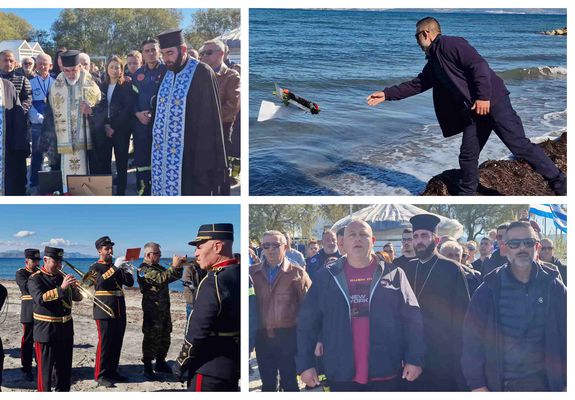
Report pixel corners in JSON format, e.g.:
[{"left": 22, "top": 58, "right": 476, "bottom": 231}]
[{"left": 114, "top": 256, "right": 128, "bottom": 268}]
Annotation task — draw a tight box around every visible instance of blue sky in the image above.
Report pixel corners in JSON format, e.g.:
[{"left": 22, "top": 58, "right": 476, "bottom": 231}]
[
  {"left": 0, "top": 205, "right": 240, "bottom": 256},
  {"left": 4, "top": 8, "right": 198, "bottom": 33}
]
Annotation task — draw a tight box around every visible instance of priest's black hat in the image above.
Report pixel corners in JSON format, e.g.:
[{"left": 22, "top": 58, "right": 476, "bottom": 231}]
[
  {"left": 60, "top": 50, "right": 80, "bottom": 67},
  {"left": 25, "top": 248, "right": 41, "bottom": 261},
  {"left": 189, "top": 223, "right": 234, "bottom": 246},
  {"left": 157, "top": 28, "right": 185, "bottom": 49},
  {"left": 410, "top": 214, "right": 440, "bottom": 233},
  {"left": 44, "top": 246, "right": 64, "bottom": 260},
  {"left": 95, "top": 236, "right": 115, "bottom": 249}
]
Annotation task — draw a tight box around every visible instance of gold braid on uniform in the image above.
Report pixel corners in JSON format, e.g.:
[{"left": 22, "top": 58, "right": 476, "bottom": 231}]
[
  {"left": 176, "top": 339, "right": 193, "bottom": 368},
  {"left": 214, "top": 268, "right": 223, "bottom": 316},
  {"left": 102, "top": 267, "right": 116, "bottom": 280},
  {"left": 42, "top": 288, "right": 59, "bottom": 302}
]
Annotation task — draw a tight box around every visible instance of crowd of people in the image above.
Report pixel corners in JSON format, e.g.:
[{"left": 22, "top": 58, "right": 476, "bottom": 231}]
[
  {"left": 248, "top": 213, "right": 567, "bottom": 392},
  {"left": 0, "top": 28, "right": 240, "bottom": 196},
  {"left": 0, "top": 223, "right": 240, "bottom": 392}
]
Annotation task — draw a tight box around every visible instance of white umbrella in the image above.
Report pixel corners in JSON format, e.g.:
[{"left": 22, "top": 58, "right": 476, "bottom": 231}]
[{"left": 331, "top": 204, "right": 464, "bottom": 240}]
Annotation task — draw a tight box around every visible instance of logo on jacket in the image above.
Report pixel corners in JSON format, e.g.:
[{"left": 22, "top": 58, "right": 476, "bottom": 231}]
[{"left": 380, "top": 278, "right": 400, "bottom": 290}]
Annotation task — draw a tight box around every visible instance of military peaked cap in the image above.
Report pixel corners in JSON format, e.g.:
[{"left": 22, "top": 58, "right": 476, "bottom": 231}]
[{"left": 189, "top": 223, "right": 234, "bottom": 246}]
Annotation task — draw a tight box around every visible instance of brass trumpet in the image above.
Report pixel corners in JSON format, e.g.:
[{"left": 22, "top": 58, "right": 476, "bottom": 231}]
[{"left": 60, "top": 261, "right": 115, "bottom": 318}]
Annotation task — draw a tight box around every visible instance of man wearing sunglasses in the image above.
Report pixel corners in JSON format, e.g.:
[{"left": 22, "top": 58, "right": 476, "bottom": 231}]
[
  {"left": 366, "top": 17, "right": 566, "bottom": 196},
  {"left": 249, "top": 230, "right": 311, "bottom": 391},
  {"left": 538, "top": 238, "right": 566, "bottom": 285},
  {"left": 462, "top": 221, "right": 566, "bottom": 392}
]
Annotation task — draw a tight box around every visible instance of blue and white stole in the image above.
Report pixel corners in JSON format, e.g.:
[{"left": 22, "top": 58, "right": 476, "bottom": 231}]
[
  {"left": 0, "top": 78, "right": 5, "bottom": 195},
  {"left": 151, "top": 58, "right": 198, "bottom": 196}
]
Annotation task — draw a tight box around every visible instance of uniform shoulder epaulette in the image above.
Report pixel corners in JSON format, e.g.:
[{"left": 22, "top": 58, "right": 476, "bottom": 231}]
[{"left": 30, "top": 270, "right": 42, "bottom": 277}]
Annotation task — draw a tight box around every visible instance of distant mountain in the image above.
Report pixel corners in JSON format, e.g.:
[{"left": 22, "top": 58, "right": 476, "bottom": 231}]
[{"left": 0, "top": 250, "right": 93, "bottom": 258}]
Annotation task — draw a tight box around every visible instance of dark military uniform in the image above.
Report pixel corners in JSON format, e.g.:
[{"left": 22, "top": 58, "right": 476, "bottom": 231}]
[
  {"left": 89, "top": 258, "right": 134, "bottom": 381},
  {"left": 28, "top": 261, "right": 83, "bottom": 392},
  {"left": 138, "top": 261, "right": 182, "bottom": 364},
  {"left": 16, "top": 264, "right": 40, "bottom": 374},
  {"left": 174, "top": 259, "right": 240, "bottom": 391},
  {"left": 131, "top": 61, "right": 167, "bottom": 195},
  {"left": 0, "top": 283, "right": 7, "bottom": 389}
]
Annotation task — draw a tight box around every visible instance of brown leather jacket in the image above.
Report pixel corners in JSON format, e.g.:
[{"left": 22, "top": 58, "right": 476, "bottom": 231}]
[
  {"left": 249, "top": 258, "right": 311, "bottom": 337},
  {"left": 214, "top": 63, "right": 240, "bottom": 124}
]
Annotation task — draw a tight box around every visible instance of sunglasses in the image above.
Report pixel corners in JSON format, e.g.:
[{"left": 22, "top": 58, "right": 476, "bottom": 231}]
[
  {"left": 199, "top": 50, "right": 218, "bottom": 57},
  {"left": 467, "top": 246, "right": 476, "bottom": 251},
  {"left": 414, "top": 30, "right": 428, "bottom": 39},
  {"left": 402, "top": 238, "right": 413, "bottom": 242},
  {"left": 262, "top": 242, "right": 282, "bottom": 250},
  {"left": 540, "top": 246, "right": 554, "bottom": 251},
  {"left": 23, "top": 62, "right": 33, "bottom": 65},
  {"left": 505, "top": 238, "right": 538, "bottom": 249}
]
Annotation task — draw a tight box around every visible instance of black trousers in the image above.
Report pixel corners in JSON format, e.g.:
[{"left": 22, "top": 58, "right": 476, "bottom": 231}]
[
  {"left": 458, "top": 95, "right": 561, "bottom": 194},
  {"left": 95, "top": 318, "right": 126, "bottom": 379},
  {"left": 132, "top": 122, "right": 152, "bottom": 196},
  {"left": 21, "top": 322, "right": 35, "bottom": 371},
  {"left": 188, "top": 373, "right": 238, "bottom": 392},
  {"left": 4, "top": 150, "right": 28, "bottom": 195},
  {"left": 94, "top": 131, "right": 131, "bottom": 195},
  {"left": 35, "top": 340, "right": 73, "bottom": 392},
  {"left": 255, "top": 327, "right": 299, "bottom": 392},
  {"left": 330, "top": 377, "right": 400, "bottom": 392}
]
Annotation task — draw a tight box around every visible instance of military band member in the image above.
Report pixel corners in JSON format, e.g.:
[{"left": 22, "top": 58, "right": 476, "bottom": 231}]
[
  {"left": 28, "top": 247, "right": 83, "bottom": 392},
  {"left": 15, "top": 248, "right": 41, "bottom": 381},
  {"left": 173, "top": 223, "right": 240, "bottom": 391},
  {"left": 89, "top": 236, "right": 134, "bottom": 387},
  {"left": 0, "top": 282, "right": 7, "bottom": 391},
  {"left": 138, "top": 242, "right": 184, "bottom": 380}
]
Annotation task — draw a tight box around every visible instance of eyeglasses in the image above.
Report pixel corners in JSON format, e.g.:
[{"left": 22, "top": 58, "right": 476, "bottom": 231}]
[
  {"left": 505, "top": 238, "right": 538, "bottom": 249},
  {"left": 467, "top": 246, "right": 476, "bottom": 251},
  {"left": 150, "top": 251, "right": 161, "bottom": 255},
  {"left": 414, "top": 30, "right": 428, "bottom": 39},
  {"left": 199, "top": 50, "right": 217, "bottom": 57},
  {"left": 402, "top": 238, "right": 413, "bottom": 242},
  {"left": 540, "top": 246, "right": 554, "bottom": 251},
  {"left": 23, "top": 62, "right": 33, "bottom": 65},
  {"left": 262, "top": 242, "right": 282, "bottom": 250}
]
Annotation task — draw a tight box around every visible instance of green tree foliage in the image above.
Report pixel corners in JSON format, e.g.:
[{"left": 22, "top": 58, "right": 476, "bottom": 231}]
[
  {"left": 420, "top": 204, "right": 529, "bottom": 240},
  {"left": 0, "top": 12, "right": 33, "bottom": 41},
  {"left": 185, "top": 9, "right": 240, "bottom": 50},
  {"left": 51, "top": 9, "right": 183, "bottom": 57},
  {"left": 250, "top": 205, "right": 320, "bottom": 243}
]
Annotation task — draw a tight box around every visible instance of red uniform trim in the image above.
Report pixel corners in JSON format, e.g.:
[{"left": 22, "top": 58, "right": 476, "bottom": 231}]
[
  {"left": 195, "top": 373, "right": 203, "bottom": 392},
  {"left": 212, "top": 259, "right": 238, "bottom": 269},
  {"left": 35, "top": 342, "right": 43, "bottom": 392},
  {"left": 94, "top": 320, "right": 102, "bottom": 380}
]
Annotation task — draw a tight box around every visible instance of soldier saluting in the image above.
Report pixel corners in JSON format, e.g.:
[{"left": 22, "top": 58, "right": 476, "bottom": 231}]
[
  {"left": 89, "top": 236, "right": 134, "bottom": 387},
  {"left": 173, "top": 223, "right": 240, "bottom": 391},
  {"left": 15, "top": 248, "right": 41, "bottom": 381},
  {"left": 28, "top": 247, "right": 83, "bottom": 392}
]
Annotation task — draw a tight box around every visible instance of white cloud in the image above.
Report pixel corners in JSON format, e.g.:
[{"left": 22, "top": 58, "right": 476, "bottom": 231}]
[
  {"left": 41, "top": 238, "right": 78, "bottom": 247},
  {"left": 14, "top": 230, "right": 36, "bottom": 238}
]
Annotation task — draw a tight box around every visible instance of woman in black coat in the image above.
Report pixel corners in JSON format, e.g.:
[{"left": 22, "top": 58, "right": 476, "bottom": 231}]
[{"left": 95, "top": 55, "right": 136, "bottom": 195}]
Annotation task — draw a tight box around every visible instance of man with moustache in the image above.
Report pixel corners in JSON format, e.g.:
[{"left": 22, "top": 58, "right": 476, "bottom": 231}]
[
  {"left": 152, "top": 28, "right": 229, "bottom": 196},
  {"left": 297, "top": 220, "right": 425, "bottom": 391},
  {"left": 173, "top": 223, "right": 240, "bottom": 391},
  {"left": 15, "top": 248, "right": 42, "bottom": 381},
  {"left": 40, "top": 50, "right": 101, "bottom": 192},
  {"left": 403, "top": 214, "right": 470, "bottom": 391},
  {"left": 394, "top": 228, "right": 417, "bottom": 270},
  {"left": 28, "top": 247, "right": 83, "bottom": 392},
  {"left": 250, "top": 230, "right": 311, "bottom": 391},
  {"left": 482, "top": 223, "right": 510, "bottom": 276},
  {"left": 307, "top": 230, "right": 341, "bottom": 280},
  {"left": 462, "top": 221, "right": 566, "bottom": 391},
  {"left": 88, "top": 236, "right": 134, "bottom": 387}
]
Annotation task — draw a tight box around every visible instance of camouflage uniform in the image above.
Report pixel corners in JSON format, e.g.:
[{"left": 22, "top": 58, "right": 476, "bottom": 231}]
[{"left": 138, "top": 262, "right": 183, "bottom": 362}]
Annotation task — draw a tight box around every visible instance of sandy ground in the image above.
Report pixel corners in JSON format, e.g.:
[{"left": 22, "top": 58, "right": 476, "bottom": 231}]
[{"left": 0, "top": 279, "right": 189, "bottom": 392}]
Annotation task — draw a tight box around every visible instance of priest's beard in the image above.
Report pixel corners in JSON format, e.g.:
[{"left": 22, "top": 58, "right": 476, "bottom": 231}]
[
  {"left": 65, "top": 76, "right": 79, "bottom": 86},
  {"left": 166, "top": 49, "right": 185, "bottom": 72},
  {"left": 415, "top": 241, "right": 436, "bottom": 261}
]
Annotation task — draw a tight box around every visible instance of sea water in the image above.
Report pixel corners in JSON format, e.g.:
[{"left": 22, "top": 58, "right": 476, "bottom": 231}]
[{"left": 249, "top": 9, "right": 567, "bottom": 195}]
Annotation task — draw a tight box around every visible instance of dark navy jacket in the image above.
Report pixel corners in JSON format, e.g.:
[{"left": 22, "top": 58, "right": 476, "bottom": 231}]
[
  {"left": 461, "top": 262, "right": 566, "bottom": 391},
  {"left": 296, "top": 256, "right": 425, "bottom": 382},
  {"left": 306, "top": 248, "right": 341, "bottom": 280},
  {"left": 383, "top": 35, "right": 510, "bottom": 137}
]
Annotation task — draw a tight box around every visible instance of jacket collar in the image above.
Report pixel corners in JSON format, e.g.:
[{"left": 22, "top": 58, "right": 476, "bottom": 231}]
[
  {"left": 251, "top": 257, "right": 291, "bottom": 275},
  {"left": 483, "top": 260, "right": 558, "bottom": 289}
]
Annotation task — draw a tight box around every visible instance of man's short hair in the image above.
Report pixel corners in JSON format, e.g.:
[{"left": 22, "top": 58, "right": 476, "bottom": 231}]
[
  {"left": 21, "top": 56, "right": 34, "bottom": 65},
  {"left": 262, "top": 230, "right": 286, "bottom": 244},
  {"left": 480, "top": 237, "right": 492, "bottom": 244},
  {"left": 0, "top": 50, "right": 15, "bottom": 58},
  {"left": 336, "top": 227, "right": 346, "bottom": 238},
  {"left": 497, "top": 223, "right": 510, "bottom": 232},
  {"left": 506, "top": 221, "right": 536, "bottom": 236},
  {"left": 202, "top": 39, "right": 226, "bottom": 52},
  {"left": 540, "top": 238, "right": 554, "bottom": 246},
  {"left": 127, "top": 50, "right": 142, "bottom": 60},
  {"left": 440, "top": 241, "right": 462, "bottom": 256},
  {"left": 322, "top": 230, "right": 336, "bottom": 239},
  {"left": 383, "top": 242, "right": 393, "bottom": 249},
  {"left": 144, "top": 242, "right": 161, "bottom": 254},
  {"left": 416, "top": 16, "right": 442, "bottom": 34},
  {"left": 141, "top": 38, "right": 159, "bottom": 48},
  {"left": 307, "top": 240, "right": 319, "bottom": 247}
]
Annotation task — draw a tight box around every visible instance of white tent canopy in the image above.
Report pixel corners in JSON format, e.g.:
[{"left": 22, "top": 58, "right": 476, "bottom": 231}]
[{"left": 331, "top": 204, "right": 464, "bottom": 241}]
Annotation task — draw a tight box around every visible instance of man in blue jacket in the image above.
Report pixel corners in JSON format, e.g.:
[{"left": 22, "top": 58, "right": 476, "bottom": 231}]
[
  {"left": 296, "top": 220, "right": 425, "bottom": 391},
  {"left": 461, "top": 221, "right": 566, "bottom": 391},
  {"left": 367, "top": 17, "right": 566, "bottom": 196}
]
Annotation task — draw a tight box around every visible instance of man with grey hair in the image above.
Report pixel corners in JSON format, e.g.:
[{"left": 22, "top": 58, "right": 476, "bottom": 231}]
[
  {"left": 250, "top": 230, "right": 311, "bottom": 391},
  {"left": 78, "top": 52, "right": 101, "bottom": 84},
  {"left": 19, "top": 56, "right": 36, "bottom": 79},
  {"left": 137, "top": 241, "right": 185, "bottom": 380},
  {"left": 200, "top": 39, "right": 240, "bottom": 157}
]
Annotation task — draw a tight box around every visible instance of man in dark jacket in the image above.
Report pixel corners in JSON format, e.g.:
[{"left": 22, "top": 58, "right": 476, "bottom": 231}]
[
  {"left": 539, "top": 238, "right": 566, "bottom": 285},
  {"left": 306, "top": 230, "right": 341, "bottom": 279},
  {"left": 367, "top": 17, "right": 566, "bottom": 196},
  {"left": 297, "top": 220, "right": 425, "bottom": 392},
  {"left": 462, "top": 221, "right": 566, "bottom": 391},
  {"left": 482, "top": 223, "right": 510, "bottom": 276}
]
